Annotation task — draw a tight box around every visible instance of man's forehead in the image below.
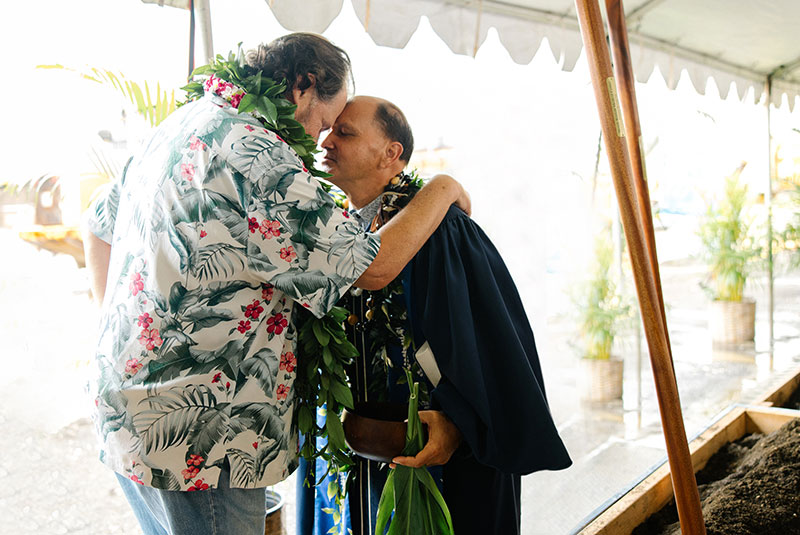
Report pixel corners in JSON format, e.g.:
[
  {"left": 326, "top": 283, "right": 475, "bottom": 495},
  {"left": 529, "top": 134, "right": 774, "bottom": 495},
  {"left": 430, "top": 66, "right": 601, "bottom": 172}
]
[{"left": 336, "top": 98, "right": 379, "bottom": 129}]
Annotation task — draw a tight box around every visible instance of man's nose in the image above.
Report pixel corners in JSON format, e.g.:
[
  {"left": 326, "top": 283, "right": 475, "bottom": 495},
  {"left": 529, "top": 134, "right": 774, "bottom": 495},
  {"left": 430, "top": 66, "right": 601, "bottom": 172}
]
[{"left": 320, "top": 132, "right": 334, "bottom": 150}]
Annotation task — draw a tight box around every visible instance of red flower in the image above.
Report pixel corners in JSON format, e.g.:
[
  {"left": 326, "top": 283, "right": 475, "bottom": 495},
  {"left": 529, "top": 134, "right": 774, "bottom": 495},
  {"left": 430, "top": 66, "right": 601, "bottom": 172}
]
[
  {"left": 187, "top": 478, "right": 209, "bottom": 491},
  {"left": 181, "top": 163, "right": 195, "bottom": 181},
  {"left": 230, "top": 93, "right": 243, "bottom": 109},
  {"left": 261, "top": 283, "right": 274, "bottom": 302},
  {"left": 276, "top": 134, "right": 285, "bottom": 143},
  {"left": 200, "top": 230, "right": 207, "bottom": 238},
  {"left": 129, "top": 475, "right": 144, "bottom": 485},
  {"left": 125, "top": 358, "right": 143, "bottom": 374},
  {"left": 248, "top": 217, "right": 259, "bottom": 233},
  {"left": 129, "top": 272, "right": 144, "bottom": 296},
  {"left": 137, "top": 312, "right": 153, "bottom": 328},
  {"left": 279, "top": 352, "right": 296, "bottom": 373},
  {"left": 302, "top": 166, "right": 309, "bottom": 173},
  {"left": 244, "top": 300, "right": 264, "bottom": 320},
  {"left": 266, "top": 313, "right": 287, "bottom": 335},
  {"left": 279, "top": 246, "right": 297, "bottom": 263},
  {"left": 138, "top": 329, "right": 163, "bottom": 351},
  {"left": 342, "top": 210, "right": 350, "bottom": 218},
  {"left": 276, "top": 384, "right": 290, "bottom": 401},
  {"left": 259, "top": 219, "right": 281, "bottom": 239},
  {"left": 212, "top": 372, "right": 222, "bottom": 383},
  {"left": 186, "top": 454, "right": 204, "bottom": 467},
  {"left": 181, "top": 467, "right": 200, "bottom": 480},
  {"left": 237, "top": 320, "right": 251, "bottom": 333},
  {"left": 252, "top": 442, "right": 258, "bottom": 449},
  {"left": 302, "top": 303, "right": 310, "bottom": 308},
  {"left": 189, "top": 135, "right": 206, "bottom": 151},
  {"left": 244, "top": 124, "right": 255, "bottom": 132},
  {"left": 225, "top": 381, "right": 230, "bottom": 389}
]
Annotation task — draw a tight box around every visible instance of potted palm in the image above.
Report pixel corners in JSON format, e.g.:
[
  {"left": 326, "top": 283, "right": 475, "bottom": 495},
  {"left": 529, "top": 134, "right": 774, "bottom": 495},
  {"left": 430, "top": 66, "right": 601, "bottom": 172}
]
[
  {"left": 576, "top": 231, "right": 630, "bottom": 402},
  {"left": 697, "top": 163, "right": 760, "bottom": 344}
]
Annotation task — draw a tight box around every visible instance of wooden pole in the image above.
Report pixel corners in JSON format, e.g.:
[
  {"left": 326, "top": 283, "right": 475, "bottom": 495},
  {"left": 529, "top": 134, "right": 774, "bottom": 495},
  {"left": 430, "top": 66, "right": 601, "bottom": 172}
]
[
  {"left": 604, "top": 0, "right": 670, "bottom": 352},
  {"left": 573, "top": 1, "right": 706, "bottom": 533}
]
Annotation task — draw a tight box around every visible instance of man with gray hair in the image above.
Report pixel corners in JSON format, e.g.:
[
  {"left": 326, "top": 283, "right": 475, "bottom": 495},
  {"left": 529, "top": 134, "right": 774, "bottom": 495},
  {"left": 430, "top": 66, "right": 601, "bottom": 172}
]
[{"left": 83, "top": 34, "right": 469, "bottom": 535}]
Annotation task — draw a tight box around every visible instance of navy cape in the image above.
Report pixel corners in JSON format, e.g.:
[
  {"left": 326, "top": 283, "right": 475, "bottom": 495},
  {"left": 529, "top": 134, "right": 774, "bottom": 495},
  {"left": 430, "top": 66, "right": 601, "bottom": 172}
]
[{"left": 409, "top": 205, "right": 571, "bottom": 475}]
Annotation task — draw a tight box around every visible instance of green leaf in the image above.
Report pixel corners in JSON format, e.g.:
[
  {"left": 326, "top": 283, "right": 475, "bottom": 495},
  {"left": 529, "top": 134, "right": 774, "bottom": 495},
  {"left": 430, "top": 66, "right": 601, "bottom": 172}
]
[
  {"left": 375, "top": 470, "right": 396, "bottom": 534},
  {"left": 297, "top": 404, "right": 313, "bottom": 433},
  {"left": 238, "top": 93, "right": 258, "bottom": 114},
  {"left": 322, "top": 346, "right": 334, "bottom": 368},
  {"left": 327, "top": 479, "right": 337, "bottom": 500},
  {"left": 325, "top": 410, "right": 346, "bottom": 451},
  {"left": 328, "top": 378, "right": 354, "bottom": 410},
  {"left": 313, "top": 320, "right": 331, "bottom": 346},
  {"left": 415, "top": 466, "right": 454, "bottom": 532},
  {"left": 258, "top": 96, "right": 278, "bottom": 123}
]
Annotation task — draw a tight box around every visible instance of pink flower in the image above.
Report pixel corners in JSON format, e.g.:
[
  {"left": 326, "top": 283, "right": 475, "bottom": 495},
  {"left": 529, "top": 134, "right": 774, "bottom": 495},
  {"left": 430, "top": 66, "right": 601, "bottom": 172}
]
[
  {"left": 276, "top": 384, "right": 290, "bottom": 401},
  {"left": 279, "top": 352, "right": 296, "bottom": 373},
  {"left": 261, "top": 283, "right": 274, "bottom": 302},
  {"left": 237, "top": 320, "right": 251, "bottom": 333},
  {"left": 279, "top": 246, "right": 297, "bottom": 263},
  {"left": 342, "top": 210, "right": 350, "bottom": 219},
  {"left": 200, "top": 230, "right": 207, "bottom": 238},
  {"left": 181, "top": 466, "right": 200, "bottom": 480},
  {"left": 189, "top": 135, "right": 206, "bottom": 151},
  {"left": 230, "top": 93, "right": 243, "bottom": 109},
  {"left": 186, "top": 454, "right": 204, "bottom": 467},
  {"left": 275, "top": 134, "right": 285, "bottom": 143},
  {"left": 212, "top": 372, "right": 222, "bottom": 383},
  {"left": 259, "top": 219, "right": 281, "bottom": 239},
  {"left": 137, "top": 312, "right": 153, "bottom": 329},
  {"left": 129, "top": 272, "right": 144, "bottom": 296},
  {"left": 129, "top": 475, "right": 144, "bottom": 485},
  {"left": 138, "top": 329, "right": 163, "bottom": 351},
  {"left": 244, "top": 300, "right": 264, "bottom": 320},
  {"left": 266, "top": 313, "right": 287, "bottom": 335},
  {"left": 248, "top": 217, "right": 259, "bottom": 233},
  {"left": 187, "top": 478, "right": 209, "bottom": 491},
  {"left": 125, "top": 358, "right": 143, "bottom": 374},
  {"left": 302, "top": 166, "right": 309, "bottom": 173},
  {"left": 181, "top": 163, "right": 195, "bottom": 181},
  {"left": 244, "top": 125, "right": 255, "bottom": 132}
]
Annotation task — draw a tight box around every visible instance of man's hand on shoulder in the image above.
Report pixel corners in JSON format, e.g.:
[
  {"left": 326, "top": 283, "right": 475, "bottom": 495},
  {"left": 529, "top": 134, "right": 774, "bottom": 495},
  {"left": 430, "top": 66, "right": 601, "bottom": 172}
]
[{"left": 391, "top": 410, "right": 462, "bottom": 468}]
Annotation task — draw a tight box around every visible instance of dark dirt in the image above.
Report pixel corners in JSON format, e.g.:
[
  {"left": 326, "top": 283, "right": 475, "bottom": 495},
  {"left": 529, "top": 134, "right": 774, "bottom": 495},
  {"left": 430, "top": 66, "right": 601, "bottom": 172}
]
[
  {"left": 633, "top": 418, "right": 800, "bottom": 535},
  {"left": 784, "top": 387, "right": 800, "bottom": 410}
]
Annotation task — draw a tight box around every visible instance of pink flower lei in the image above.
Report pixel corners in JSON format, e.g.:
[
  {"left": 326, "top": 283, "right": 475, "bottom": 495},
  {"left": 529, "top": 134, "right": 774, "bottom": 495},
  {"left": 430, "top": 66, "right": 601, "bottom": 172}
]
[{"left": 204, "top": 74, "right": 246, "bottom": 109}]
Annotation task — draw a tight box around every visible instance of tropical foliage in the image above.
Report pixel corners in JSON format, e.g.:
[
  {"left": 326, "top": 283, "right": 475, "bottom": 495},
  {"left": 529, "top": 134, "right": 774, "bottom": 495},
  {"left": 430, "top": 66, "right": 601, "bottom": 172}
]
[{"left": 697, "top": 163, "right": 761, "bottom": 302}]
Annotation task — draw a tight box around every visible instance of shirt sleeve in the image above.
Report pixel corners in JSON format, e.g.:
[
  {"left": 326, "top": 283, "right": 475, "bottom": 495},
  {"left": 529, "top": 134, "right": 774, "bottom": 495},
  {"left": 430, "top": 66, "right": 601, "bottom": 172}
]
[
  {"left": 85, "top": 179, "right": 122, "bottom": 244},
  {"left": 223, "top": 125, "right": 381, "bottom": 318}
]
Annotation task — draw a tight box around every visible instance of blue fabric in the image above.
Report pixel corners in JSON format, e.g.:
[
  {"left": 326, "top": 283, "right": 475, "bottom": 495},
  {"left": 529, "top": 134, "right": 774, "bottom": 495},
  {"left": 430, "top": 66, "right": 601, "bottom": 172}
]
[{"left": 115, "top": 461, "right": 267, "bottom": 535}]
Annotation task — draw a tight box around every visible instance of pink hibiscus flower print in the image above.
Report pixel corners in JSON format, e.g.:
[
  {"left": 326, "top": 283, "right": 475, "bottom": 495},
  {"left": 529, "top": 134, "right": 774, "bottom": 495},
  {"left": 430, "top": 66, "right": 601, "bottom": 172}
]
[
  {"left": 276, "top": 384, "right": 290, "bottom": 401},
  {"left": 187, "top": 479, "right": 210, "bottom": 491},
  {"left": 200, "top": 230, "right": 207, "bottom": 238},
  {"left": 244, "top": 125, "right": 255, "bottom": 132},
  {"left": 279, "top": 352, "right": 297, "bottom": 373},
  {"left": 129, "top": 475, "right": 144, "bottom": 485},
  {"left": 237, "top": 320, "right": 251, "bottom": 333},
  {"left": 138, "top": 329, "right": 163, "bottom": 351},
  {"left": 279, "top": 246, "right": 297, "bottom": 263},
  {"left": 259, "top": 219, "right": 281, "bottom": 239},
  {"left": 189, "top": 135, "right": 206, "bottom": 151},
  {"left": 230, "top": 93, "right": 243, "bottom": 109},
  {"left": 212, "top": 372, "right": 222, "bottom": 383},
  {"left": 137, "top": 312, "right": 153, "bottom": 329},
  {"left": 261, "top": 283, "right": 274, "bottom": 302},
  {"left": 125, "top": 358, "right": 143, "bottom": 374},
  {"left": 266, "top": 313, "right": 288, "bottom": 335},
  {"left": 244, "top": 299, "right": 264, "bottom": 320},
  {"left": 181, "top": 163, "right": 195, "bottom": 181},
  {"left": 248, "top": 217, "right": 259, "bottom": 233},
  {"left": 181, "top": 466, "right": 200, "bottom": 480},
  {"left": 129, "top": 272, "right": 144, "bottom": 296}
]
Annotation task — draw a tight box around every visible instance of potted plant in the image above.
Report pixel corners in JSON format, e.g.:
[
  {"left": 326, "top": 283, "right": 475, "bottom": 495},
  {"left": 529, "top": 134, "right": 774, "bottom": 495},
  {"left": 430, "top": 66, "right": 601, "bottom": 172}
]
[
  {"left": 575, "top": 230, "right": 630, "bottom": 402},
  {"left": 697, "top": 163, "right": 761, "bottom": 344}
]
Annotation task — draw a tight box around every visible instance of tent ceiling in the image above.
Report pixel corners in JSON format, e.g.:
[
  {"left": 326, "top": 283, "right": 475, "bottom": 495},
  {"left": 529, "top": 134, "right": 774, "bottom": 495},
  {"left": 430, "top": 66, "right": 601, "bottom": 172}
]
[{"left": 263, "top": 0, "right": 800, "bottom": 110}]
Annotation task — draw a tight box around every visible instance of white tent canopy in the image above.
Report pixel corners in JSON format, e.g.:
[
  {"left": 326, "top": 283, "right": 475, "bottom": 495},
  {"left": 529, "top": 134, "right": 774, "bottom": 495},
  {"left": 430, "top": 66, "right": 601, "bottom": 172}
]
[{"left": 263, "top": 0, "right": 800, "bottom": 110}]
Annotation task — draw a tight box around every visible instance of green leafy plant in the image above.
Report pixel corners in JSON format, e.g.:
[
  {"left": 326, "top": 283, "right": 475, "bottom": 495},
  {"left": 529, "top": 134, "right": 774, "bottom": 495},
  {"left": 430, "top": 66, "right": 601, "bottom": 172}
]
[
  {"left": 697, "top": 163, "right": 761, "bottom": 302},
  {"left": 576, "top": 231, "right": 630, "bottom": 360},
  {"left": 781, "top": 183, "right": 800, "bottom": 271},
  {"left": 375, "top": 369, "right": 454, "bottom": 535}
]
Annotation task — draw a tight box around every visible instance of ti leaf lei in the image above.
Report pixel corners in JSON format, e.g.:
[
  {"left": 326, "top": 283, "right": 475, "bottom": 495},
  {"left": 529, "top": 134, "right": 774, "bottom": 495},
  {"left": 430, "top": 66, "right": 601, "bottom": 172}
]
[{"left": 181, "top": 47, "right": 329, "bottom": 178}]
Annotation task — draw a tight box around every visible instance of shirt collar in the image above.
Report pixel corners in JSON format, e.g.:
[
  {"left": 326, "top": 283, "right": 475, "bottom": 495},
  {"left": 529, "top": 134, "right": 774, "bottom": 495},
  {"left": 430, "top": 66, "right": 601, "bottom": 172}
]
[{"left": 351, "top": 196, "right": 382, "bottom": 231}]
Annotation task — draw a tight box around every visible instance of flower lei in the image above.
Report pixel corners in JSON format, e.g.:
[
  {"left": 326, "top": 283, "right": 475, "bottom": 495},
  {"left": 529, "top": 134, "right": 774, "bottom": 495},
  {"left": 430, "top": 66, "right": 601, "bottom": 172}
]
[{"left": 181, "top": 48, "right": 329, "bottom": 178}]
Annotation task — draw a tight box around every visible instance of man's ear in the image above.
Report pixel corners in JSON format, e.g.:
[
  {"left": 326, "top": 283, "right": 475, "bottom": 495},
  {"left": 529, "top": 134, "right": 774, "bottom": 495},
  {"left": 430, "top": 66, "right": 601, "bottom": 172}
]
[
  {"left": 289, "top": 73, "right": 317, "bottom": 103},
  {"left": 380, "top": 141, "right": 404, "bottom": 169}
]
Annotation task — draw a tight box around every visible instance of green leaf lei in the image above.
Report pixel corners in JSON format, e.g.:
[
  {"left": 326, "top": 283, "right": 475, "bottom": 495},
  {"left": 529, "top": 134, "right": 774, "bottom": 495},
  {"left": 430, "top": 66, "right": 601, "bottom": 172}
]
[{"left": 180, "top": 47, "right": 330, "bottom": 178}]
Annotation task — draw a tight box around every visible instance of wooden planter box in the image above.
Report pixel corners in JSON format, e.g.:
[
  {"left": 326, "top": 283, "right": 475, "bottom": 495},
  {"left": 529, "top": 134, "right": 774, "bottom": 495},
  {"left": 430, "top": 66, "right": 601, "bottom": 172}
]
[
  {"left": 576, "top": 406, "right": 800, "bottom": 534},
  {"left": 756, "top": 366, "right": 800, "bottom": 408}
]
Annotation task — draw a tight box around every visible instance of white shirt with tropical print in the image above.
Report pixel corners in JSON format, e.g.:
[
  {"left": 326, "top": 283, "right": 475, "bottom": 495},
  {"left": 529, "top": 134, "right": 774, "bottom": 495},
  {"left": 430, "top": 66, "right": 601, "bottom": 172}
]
[{"left": 86, "top": 91, "right": 380, "bottom": 491}]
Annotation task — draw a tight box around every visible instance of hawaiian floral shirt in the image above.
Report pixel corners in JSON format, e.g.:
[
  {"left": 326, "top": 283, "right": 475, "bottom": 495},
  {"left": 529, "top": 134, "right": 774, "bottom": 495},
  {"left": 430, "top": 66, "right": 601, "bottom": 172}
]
[{"left": 86, "top": 90, "right": 380, "bottom": 491}]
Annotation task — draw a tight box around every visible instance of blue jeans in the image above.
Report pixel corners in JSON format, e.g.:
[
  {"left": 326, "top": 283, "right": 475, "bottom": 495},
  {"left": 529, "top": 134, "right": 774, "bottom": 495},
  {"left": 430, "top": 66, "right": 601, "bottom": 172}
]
[{"left": 115, "top": 462, "right": 267, "bottom": 535}]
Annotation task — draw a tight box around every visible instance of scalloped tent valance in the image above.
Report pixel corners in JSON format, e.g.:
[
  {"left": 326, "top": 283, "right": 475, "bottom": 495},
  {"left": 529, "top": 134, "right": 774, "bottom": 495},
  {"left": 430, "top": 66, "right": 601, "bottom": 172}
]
[{"left": 263, "top": 0, "right": 800, "bottom": 111}]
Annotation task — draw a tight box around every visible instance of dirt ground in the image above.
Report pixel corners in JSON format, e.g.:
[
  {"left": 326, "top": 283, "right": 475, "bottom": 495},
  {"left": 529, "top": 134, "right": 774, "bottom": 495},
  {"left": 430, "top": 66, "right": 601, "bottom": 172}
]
[{"left": 633, "top": 418, "right": 800, "bottom": 535}]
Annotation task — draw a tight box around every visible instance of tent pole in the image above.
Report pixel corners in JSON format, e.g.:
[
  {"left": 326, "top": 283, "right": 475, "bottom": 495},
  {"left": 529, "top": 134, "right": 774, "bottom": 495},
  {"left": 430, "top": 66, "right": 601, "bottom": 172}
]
[
  {"left": 573, "top": 1, "right": 706, "bottom": 533},
  {"left": 604, "top": 0, "right": 670, "bottom": 354},
  {"left": 195, "top": 0, "right": 214, "bottom": 64},
  {"left": 766, "top": 76, "right": 775, "bottom": 350}
]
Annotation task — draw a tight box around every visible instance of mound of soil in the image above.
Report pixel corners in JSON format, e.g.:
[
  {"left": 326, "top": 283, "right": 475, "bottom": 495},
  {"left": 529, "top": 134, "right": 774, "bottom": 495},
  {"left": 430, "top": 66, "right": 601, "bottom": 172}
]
[{"left": 633, "top": 418, "right": 800, "bottom": 535}]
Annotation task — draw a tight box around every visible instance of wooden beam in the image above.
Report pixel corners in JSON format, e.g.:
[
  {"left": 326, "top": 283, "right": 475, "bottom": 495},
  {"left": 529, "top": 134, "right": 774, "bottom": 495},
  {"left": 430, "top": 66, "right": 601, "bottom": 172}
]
[{"left": 572, "top": 0, "right": 706, "bottom": 533}]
